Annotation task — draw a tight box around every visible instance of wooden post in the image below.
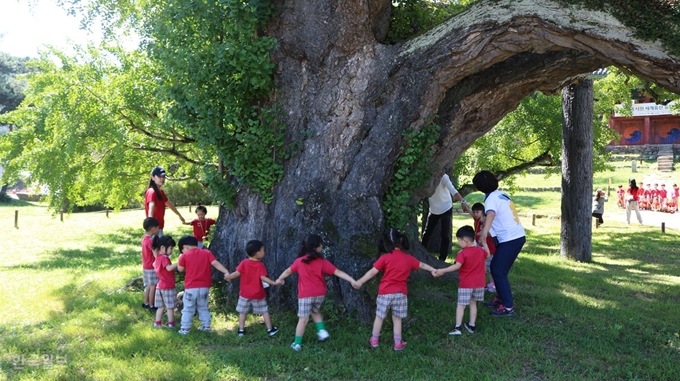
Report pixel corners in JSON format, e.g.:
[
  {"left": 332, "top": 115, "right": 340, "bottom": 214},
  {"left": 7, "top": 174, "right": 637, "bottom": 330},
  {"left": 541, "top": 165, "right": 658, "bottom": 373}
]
[
  {"left": 106, "top": 208, "right": 110, "bottom": 218},
  {"left": 532, "top": 213, "right": 536, "bottom": 226},
  {"left": 661, "top": 222, "right": 665, "bottom": 234},
  {"left": 14, "top": 210, "right": 18, "bottom": 229},
  {"left": 608, "top": 177, "right": 612, "bottom": 197},
  {"left": 189, "top": 203, "right": 192, "bottom": 213},
  {"left": 60, "top": 210, "right": 64, "bottom": 222}
]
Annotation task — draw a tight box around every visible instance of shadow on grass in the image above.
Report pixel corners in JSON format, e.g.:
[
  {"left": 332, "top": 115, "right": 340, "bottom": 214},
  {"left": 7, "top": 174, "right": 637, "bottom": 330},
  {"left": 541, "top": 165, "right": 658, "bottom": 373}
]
[
  {"left": 2, "top": 223, "right": 680, "bottom": 380},
  {"left": 3, "top": 227, "right": 141, "bottom": 271}
]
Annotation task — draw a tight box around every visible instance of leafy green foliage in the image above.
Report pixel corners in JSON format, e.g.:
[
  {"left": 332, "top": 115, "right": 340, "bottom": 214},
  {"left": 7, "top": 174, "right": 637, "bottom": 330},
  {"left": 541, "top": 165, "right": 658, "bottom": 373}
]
[
  {"left": 385, "top": 0, "right": 476, "bottom": 44},
  {"left": 455, "top": 76, "right": 620, "bottom": 188},
  {"left": 0, "top": 45, "right": 203, "bottom": 211},
  {"left": 383, "top": 121, "right": 440, "bottom": 229},
  {"left": 145, "top": 0, "right": 284, "bottom": 204}
]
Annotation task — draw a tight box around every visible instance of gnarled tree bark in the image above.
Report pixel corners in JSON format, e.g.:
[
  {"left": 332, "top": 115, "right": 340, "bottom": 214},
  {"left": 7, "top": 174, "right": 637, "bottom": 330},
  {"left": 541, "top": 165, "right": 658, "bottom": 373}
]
[{"left": 209, "top": 0, "right": 680, "bottom": 319}]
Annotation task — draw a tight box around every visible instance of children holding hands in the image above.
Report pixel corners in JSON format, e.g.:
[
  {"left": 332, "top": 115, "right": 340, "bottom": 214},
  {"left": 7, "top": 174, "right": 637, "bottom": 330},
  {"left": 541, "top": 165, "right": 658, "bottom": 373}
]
[
  {"left": 225, "top": 240, "right": 280, "bottom": 337},
  {"left": 152, "top": 235, "right": 178, "bottom": 328},
  {"left": 433, "top": 226, "right": 488, "bottom": 335},
  {"left": 276, "top": 234, "right": 358, "bottom": 352},
  {"left": 176, "top": 235, "right": 231, "bottom": 335},
  {"left": 353, "top": 228, "right": 438, "bottom": 351}
]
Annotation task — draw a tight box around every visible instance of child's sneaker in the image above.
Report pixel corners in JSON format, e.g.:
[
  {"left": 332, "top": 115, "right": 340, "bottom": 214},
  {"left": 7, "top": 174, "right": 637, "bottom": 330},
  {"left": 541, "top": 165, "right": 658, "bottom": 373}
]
[
  {"left": 142, "top": 303, "right": 151, "bottom": 309},
  {"left": 485, "top": 296, "right": 502, "bottom": 308},
  {"left": 153, "top": 322, "right": 166, "bottom": 329},
  {"left": 490, "top": 305, "right": 514, "bottom": 317},
  {"left": 464, "top": 323, "right": 476, "bottom": 334},
  {"left": 317, "top": 329, "right": 330, "bottom": 341},
  {"left": 268, "top": 326, "right": 279, "bottom": 336},
  {"left": 290, "top": 343, "right": 302, "bottom": 352},
  {"left": 237, "top": 329, "right": 245, "bottom": 337},
  {"left": 448, "top": 326, "right": 462, "bottom": 336},
  {"left": 393, "top": 341, "right": 407, "bottom": 351},
  {"left": 369, "top": 337, "right": 379, "bottom": 348},
  {"left": 486, "top": 283, "right": 496, "bottom": 293},
  {"left": 178, "top": 328, "right": 190, "bottom": 335}
]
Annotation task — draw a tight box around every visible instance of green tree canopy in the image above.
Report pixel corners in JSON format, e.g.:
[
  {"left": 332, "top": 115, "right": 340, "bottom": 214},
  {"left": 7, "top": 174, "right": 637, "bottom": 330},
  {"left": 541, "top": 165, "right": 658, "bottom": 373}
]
[{"left": 0, "top": 45, "right": 204, "bottom": 210}]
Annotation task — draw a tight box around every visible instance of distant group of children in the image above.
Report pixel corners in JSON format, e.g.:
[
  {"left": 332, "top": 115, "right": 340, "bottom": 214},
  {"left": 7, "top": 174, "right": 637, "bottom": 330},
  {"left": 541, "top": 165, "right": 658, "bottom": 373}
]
[
  {"left": 617, "top": 182, "right": 679, "bottom": 214},
  {"left": 139, "top": 200, "right": 501, "bottom": 351}
]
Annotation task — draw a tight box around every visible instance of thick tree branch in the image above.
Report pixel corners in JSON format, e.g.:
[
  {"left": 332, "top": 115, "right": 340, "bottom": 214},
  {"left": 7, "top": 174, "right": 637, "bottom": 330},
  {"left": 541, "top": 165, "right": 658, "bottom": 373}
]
[
  {"left": 75, "top": 79, "right": 196, "bottom": 144},
  {"left": 125, "top": 144, "right": 205, "bottom": 166}
]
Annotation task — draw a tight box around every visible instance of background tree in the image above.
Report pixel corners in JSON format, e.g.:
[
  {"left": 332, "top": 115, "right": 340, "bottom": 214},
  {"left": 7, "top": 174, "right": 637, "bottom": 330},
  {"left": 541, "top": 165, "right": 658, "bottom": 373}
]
[
  {"left": 0, "top": 45, "right": 204, "bottom": 210},
  {"left": 0, "top": 52, "right": 30, "bottom": 114}
]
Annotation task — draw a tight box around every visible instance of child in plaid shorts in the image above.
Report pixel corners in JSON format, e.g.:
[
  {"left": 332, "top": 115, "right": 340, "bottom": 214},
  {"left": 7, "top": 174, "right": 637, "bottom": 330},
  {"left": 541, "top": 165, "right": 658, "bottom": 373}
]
[
  {"left": 225, "top": 240, "right": 280, "bottom": 337},
  {"left": 141, "top": 217, "right": 160, "bottom": 311},
  {"left": 434, "top": 225, "right": 488, "bottom": 335},
  {"left": 276, "top": 234, "right": 358, "bottom": 352},
  {"left": 354, "top": 228, "right": 437, "bottom": 351},
  {"left": 153, "top": 235, "right": 178, "bottom": 328}
]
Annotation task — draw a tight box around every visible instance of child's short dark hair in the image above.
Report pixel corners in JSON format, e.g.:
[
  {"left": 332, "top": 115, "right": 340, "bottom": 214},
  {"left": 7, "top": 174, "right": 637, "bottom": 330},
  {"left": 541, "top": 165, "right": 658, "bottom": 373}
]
[
  {"left": 178, "top": 235, "right": 199, "bottom": 252},
  {"left": 471, "top": 202, "right": 485, "bottom": 212},
  {"left": 153, "top": 235, "right": 176, "bottom": 250},
  {"left": 195, "top": 205, "right": 208, "bottom": 214},
  {"left": 246, "top": 240, "right": 264, "bottom": 257},
  {"left": 473, "top": 170, "right": 499, "bottom": 194},
  {"left": 143, "top": 217, "right": 159, "bottom": 231},
  {"left": 456, "top": 225, "right": 476, "bottom": 241}
]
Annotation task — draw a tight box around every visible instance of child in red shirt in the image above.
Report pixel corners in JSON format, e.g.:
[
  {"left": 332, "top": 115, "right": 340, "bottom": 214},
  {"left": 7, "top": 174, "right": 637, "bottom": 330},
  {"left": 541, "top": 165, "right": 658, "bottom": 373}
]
[
  {"left": 153, "top": 235, "right": 178, "bottom": 328},
  {"left": 434, "top": 226, "right": 488, "bottom": 335},
  {"left": 177, "top": 236, "right": 231, "bottom": 335},
  {"left": 616, "top": 185, "right": 625, "bottom": 208},
  {"left": 184, "top": 205, "right": 216, "bottom": 248},
  {"left": 470, "top": 202, "right": 497, "bottom": 292},
  {"left": 276, "top": 234, "right": 357, "bottom": 352},
  {"left": 225, "top": 240, "right": 280, "bottom": 337},
  {"left": 141, "top": 217, "right": 160, "bottom": 311},
  {"left": 354, "top": 228, "right": 437, "bottom": 351}
]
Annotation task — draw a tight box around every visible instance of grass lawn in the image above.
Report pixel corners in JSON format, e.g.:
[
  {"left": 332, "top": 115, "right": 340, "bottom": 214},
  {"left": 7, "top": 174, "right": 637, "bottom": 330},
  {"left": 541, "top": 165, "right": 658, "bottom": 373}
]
[{"left": 1, "top": 201, "right": 680, "bottom": 380}]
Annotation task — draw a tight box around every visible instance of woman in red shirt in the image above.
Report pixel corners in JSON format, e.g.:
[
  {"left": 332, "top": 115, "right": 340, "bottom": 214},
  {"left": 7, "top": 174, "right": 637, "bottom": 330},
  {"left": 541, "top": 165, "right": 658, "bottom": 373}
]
[{"left": 145, "top": 166, "right": 185, "bottom": 235}]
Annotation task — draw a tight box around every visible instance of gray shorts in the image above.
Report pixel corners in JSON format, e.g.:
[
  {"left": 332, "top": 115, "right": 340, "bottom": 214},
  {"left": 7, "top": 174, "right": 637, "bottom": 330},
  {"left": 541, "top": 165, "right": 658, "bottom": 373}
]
[
  {"left": 143, "top": 269, "right": 159, "bottom": 287},
  {"left": 457, "top": 288, "right": 485, "bottom": 305},
  {"left": 236, "top": 296, "right": 268, "bottom": 314},
  {"left": 155, "top": 288, "right": 177, "bottom": 309},
  {"left": 376, "top": 293, "right": 408, "bottom": 319},
  {"left": 298, "top": 296, "right": 325, "bottom": 318}
]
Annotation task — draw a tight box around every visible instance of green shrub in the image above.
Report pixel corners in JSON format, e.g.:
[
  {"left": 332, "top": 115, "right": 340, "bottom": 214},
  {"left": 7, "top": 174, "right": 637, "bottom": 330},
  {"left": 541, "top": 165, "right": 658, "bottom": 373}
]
[{"left": 163, "top": 180, "right": 213, "bottom": 207}]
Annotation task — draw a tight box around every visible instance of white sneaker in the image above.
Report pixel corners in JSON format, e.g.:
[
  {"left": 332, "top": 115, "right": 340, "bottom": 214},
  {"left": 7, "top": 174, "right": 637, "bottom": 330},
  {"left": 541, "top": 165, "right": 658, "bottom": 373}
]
[
  {"left": 317, "top": 329, "right": 330, "bottom": 341},
  {"left": 290, "top": 342, "right": 302, "bottom": 352}
]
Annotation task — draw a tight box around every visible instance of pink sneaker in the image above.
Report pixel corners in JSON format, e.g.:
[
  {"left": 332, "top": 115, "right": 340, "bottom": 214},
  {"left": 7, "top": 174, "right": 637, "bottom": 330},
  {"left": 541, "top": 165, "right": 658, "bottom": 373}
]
[
  {"left": 393, "top": 341, "right": 407, "bottom": 351},
  {"left": 369, "top": 337, "right": 379, "bottom": 348}
]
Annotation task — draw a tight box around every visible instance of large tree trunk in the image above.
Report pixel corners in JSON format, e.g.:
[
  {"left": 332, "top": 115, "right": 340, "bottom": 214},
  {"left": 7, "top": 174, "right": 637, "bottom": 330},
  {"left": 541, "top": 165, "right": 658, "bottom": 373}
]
[
  {"left": 209, "top": 0, "right": 680, "bottom": 319},
  {"left": 560, "top": 80, "right": 594, "bottom": 261}
]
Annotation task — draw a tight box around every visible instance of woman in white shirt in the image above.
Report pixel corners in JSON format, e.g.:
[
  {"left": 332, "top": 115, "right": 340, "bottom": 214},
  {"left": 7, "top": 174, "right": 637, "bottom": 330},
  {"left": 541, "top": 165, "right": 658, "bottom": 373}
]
[
  {"left": 473, "top": 170, "right": 525, "bottom": 317},
  {"left": 421, "top": 174, "right": 470, "bottom": 261}
]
